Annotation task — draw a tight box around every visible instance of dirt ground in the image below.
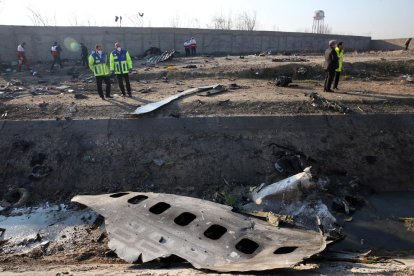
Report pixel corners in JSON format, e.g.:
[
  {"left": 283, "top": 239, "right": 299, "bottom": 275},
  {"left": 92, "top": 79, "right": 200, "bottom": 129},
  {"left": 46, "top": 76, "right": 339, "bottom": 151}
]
[
  {"left": 1, "top": 50, "right": 413, "bottom": 120},
  {"left": 1, "top": 50, "right": 414, "bottom": 275}
]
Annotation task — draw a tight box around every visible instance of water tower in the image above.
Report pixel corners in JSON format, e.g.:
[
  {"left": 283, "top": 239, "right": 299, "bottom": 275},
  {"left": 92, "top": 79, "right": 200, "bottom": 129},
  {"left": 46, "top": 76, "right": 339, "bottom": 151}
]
[{"left": 312, "top": 10, "right": 325, "bottom": 34}]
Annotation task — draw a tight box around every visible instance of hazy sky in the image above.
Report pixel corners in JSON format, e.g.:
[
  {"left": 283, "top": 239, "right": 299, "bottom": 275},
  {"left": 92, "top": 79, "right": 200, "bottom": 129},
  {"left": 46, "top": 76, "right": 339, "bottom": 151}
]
[{"left": 0, "top": 0, "right": 412, "bottom": 39}]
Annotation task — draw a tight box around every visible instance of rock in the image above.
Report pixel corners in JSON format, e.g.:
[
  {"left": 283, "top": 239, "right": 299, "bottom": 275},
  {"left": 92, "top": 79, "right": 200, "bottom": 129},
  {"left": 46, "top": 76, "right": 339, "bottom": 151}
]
[
  {"left": 30, "top": 152, "right": 47, "bottom": 166},
  {"left": 69, "top": 102, "right": 78, "bottom": 114},
  {"left": 153, "top": 158, "right": 165, "bottom": 167},
  {"left": 38, "top": 101, "right": 49, "bottom": 109},
  {"left": 139, "top": 87, "right": 153, "bottom": 93},
  {"left": 30, "top": 165, "right": 52, "bottom": 180},
  {"left": 365, "top": 156, "right": 377, "bottom": 164},
  {"left": 75, "top": 252, "right": 95, "bottom": 262},
  {"left": 275, "top": 76, "right": 292, "bottom": 87},
  {"left": 74, "top": 94, "right": 88, "bottom": 99}
]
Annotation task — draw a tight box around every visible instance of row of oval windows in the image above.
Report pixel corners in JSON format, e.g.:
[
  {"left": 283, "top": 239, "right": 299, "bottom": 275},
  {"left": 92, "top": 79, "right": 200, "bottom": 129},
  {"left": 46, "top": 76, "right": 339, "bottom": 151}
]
[{"left": 110, "top": 192, "right": 298, "bottom": 255}]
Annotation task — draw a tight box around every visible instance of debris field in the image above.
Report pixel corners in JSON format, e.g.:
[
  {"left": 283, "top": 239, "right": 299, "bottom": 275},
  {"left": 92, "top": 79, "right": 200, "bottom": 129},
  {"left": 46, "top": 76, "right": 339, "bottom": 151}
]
[{"left": 1, "top": 49, "right": 414, "bottom": 275}]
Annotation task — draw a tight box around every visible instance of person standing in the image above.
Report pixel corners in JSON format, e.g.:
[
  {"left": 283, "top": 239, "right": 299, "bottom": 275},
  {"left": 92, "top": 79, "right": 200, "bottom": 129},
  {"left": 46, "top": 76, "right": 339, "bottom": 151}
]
[
  {"left": 323, "top": 40, "right": 339, "bottom": 92},
  {"left": 333, "top": 42, "right": 345, "bottom": 90},
  {"left": 184, "top": 39, "right": 191, "bottom": 57},
  {"left": 109, "top": 42, "right": 133, "bottom": 97},
  {"left": 89, "top": 44, "right": 112, "bottom": 100},
  {"left": 50, "top": 42, "right": 63, "bottom": 71},
  {"left": 16, "top": 42, "right": 30, "bottom": 72},
  {"left": 80, "top": 43, "right": 89, "bottom": 67},
  {"left": 190, "top": 37, "right": 197, "bottom": 56}
]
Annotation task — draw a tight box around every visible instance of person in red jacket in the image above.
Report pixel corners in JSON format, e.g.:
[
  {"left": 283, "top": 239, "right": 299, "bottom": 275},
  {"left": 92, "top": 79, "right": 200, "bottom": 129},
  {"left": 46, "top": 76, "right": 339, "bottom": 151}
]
[
  {"left": 16, "top": 42, "right": 30, "bottom": 72},
  {"left": 50, "top": 42, "right": 63, "bottom": 71},
  {"left": 190, "top": 37, "right": 197, "bottom": 56}
]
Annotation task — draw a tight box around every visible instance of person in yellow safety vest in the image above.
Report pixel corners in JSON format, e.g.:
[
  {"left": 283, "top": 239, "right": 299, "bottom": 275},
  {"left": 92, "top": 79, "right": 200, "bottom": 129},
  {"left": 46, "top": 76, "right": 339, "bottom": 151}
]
[
  {"left": 333, "top": 41, "right": 345, "bottom": 90},
  {"left": 110, "top": 42, "right": 133, "bottom": 97},
  {"left": 88, "top": 44, "right": 112, "bottom": 100}
]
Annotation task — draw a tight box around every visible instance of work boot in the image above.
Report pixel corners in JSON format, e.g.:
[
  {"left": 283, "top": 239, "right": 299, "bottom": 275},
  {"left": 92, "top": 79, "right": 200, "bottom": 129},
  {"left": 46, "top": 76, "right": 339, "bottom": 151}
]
[
  {"left": 128, "top": 93, "right": 132, "bottom": 97},
  {"left": 107, "top": 95, "right": 113, "bottom": 98}
]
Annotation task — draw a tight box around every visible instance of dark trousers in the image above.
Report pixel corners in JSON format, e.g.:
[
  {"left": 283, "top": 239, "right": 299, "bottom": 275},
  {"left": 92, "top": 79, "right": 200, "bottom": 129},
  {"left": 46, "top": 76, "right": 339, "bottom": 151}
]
[
  {"left": 324, "top": 69, "right": 335, "bottom": 91},
  {"left": 18, "top": 56, "right": 30, "bottom": 72},
  {"left": 81, "top": 56, "right": 88, "bottom": 67},
  {"left": 51, "top": 56, "right": 63, "bottom": 70},
  {"left": 334, "top": 71, "right": 341, "bottom": 89},
  {"left": 191, "top": 47, "right": 196, "bottom": 56},
  {"left": 116, "top": 74, "right": 131, "bottom": 95},
  {"left": 96, "top": 76, "right": 111, "bottom": 98},
  {"left": 185, "top": 48, "right": 190, "bottom": 57}
]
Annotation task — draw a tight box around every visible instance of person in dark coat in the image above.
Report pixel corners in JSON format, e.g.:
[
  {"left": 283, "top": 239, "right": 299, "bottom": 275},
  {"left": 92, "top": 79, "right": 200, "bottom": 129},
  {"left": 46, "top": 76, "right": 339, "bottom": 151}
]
[
  {"left": 323, "top": 40, "right": 339, "bottom": 92},
  {"left": 80, "top": 43, "right": 89, "bottom": 67}
]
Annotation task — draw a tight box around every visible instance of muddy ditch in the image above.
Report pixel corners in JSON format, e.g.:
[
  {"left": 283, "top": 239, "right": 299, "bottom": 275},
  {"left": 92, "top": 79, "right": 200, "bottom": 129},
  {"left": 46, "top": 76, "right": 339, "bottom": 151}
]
[
  {"left": 0, "top": 114, "right": 413, "bottom": 205},
  {"left": 1, "top": 114, "right": 414, "bottom": 269}
]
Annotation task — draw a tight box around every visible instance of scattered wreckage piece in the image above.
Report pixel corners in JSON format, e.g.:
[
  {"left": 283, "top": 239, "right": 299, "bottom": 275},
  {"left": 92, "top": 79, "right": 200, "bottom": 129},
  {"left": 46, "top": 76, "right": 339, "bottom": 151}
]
[
  {"left": 0, "top": 228, "right": 7, "bottom": 247},
  {"left": 72, "top": 192, "right": 327, "bottom": 272},
  {"left": 0, "top": 92, "right": 14, "bottom": 99},
  {"left": 240, "top": 210, "right": 294, "bottom": 227},
  {"left": 229, "top": 83, "right": 242, "bottom": 90},
  {"left": 0, "top": 227, "right": 5, "bottom": 240},
  {"left": 275, "top": 76, "right": 293, "bottom": 87},
  {"left": 251, "top": 167, "right": 314, "bottom": 205},
  {"left": 30, "top": 87, "right": 49, "bottom": 95},
  {"left": 399, "top": 218, "right": 414, "bottom": 232},
  {"left": 56, "top": 85, "right": 71, "bottom": 91},
  {"left": 131, "top": 84, "right": 219, "bottom": 115},
  {"left": 146, "top": 50, "right": 176, "bottom": 65},
  {"left": 401, "top": 74, "right": 413, "bottom": 83},
  {"left": 198, "top": 84, "right": 227, "bottom": 96},
  {"left": 308, "top": 92, "right": 351, "bottom": 114},
  {"left": 272, "top": 57, "right": 310, "bottom": 63},
  {"left": 138, "top": 87, "right": 153, "bottom": 94},
  {"left": 0, "top": 81, "right": 26, "bottom": 93},
  {"left": 319, "top": 250, "right": 373, "bottom": 263}
]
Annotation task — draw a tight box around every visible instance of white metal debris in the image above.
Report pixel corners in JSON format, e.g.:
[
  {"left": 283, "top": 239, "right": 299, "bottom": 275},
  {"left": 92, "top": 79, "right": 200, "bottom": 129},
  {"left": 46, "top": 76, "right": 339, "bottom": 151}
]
[
  {"left": 72, "top": 192, "right": 327, "bottom": 272},
  {"left": 131, "top": 85, "right": 219, "bottom": 115},
  {"left": 251, "top": 167, "right": 314, "bottom": 205}
]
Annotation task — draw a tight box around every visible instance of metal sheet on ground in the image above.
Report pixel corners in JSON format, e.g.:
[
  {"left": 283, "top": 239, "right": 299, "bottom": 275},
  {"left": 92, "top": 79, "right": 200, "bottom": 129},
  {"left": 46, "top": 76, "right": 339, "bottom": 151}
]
[
  {"left": 72, "top": 192, "right": 327, "bottom": 272},
  {"left": 146, "top": 50, "right": 176, "bottom": 64},
  {"left": 131, "top": 85, "right": 218, "bottom": 115}
]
